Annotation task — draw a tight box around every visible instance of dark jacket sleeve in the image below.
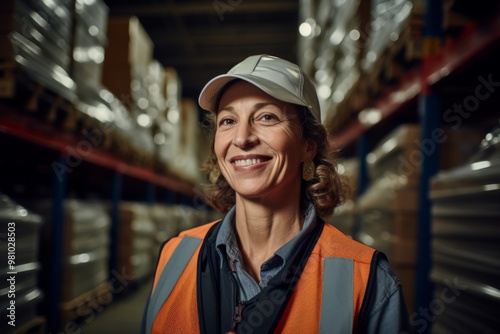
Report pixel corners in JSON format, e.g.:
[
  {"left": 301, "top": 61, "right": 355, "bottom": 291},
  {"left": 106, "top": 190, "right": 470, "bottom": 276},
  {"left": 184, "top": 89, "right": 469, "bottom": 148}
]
[{"left": 357, "top": 252, "right": 412, "bottom": 333}]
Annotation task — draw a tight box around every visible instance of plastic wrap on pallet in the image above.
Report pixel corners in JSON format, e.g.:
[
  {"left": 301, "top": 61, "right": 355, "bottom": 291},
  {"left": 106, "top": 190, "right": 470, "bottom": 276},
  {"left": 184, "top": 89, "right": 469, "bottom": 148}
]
[
  {"left": 429, "top": 125, "right": 500, "bottom": 333},
  {"left": 0, "top": 0, "right": 76, "bottom": 101},
  {"left": 311, "top": 0, "right": 362, "bottom": 122},
  {"left": 30, "top": 199, "right": 111, "bottom": 302},
  {"left": 151, "top": 204, "right": 214, "bottom": 254},
  {"left": 366, "top": 124, "right": 484, "bottom": 185},
  {"left": 366, "top": 124, "right": 420, "bottom": 181},
  {"left": 356, "top": 174, "right": 418, "bottom": 264},
  {"left": 75, "top": 0, "right": 108, "bottom": 43},
  {"left": 361, "top": 0, "right": 416, "bottom": 72},
  {"left": 155, "top": 68, "right": 182, "bottom": 170},
  {"left": 0, "top": 193, "right": 44, "bottom": 333},
  {"left": 0, "top": 287, "right": 43, "bottom": 334},
  {"left": 118, "top": 202, "right": 156, "bottom": 281},
  {"left": 0, "top": 194, "right": 43, "bottom": 264},
  {"left": 147, "top": 61, "right": 167, "bottom": 116},
  {"left": 163, "top": 99, "right": 203, "bottom": 183},
  {"left": 63, "top": 200, "right": 110, "bottom": 301},
  {"left": 64, "top": 247, "right": 109, "bottom": 300},
  {"left": 150, "top": 205, "right": 182, "bottom": 248}
]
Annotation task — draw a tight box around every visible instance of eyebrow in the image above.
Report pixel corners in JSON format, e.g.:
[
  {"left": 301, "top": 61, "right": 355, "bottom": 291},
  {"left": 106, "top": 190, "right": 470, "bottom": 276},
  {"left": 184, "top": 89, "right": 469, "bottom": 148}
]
[{"left": 218, "top": 102, "right": 284, "bottom": 114}]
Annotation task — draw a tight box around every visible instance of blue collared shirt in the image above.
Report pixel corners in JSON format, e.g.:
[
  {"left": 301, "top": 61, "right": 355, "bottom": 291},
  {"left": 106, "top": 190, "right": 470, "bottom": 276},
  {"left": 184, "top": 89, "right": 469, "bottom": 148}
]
[{"left": 215, "top": 204, "right": 317, "bottom": 302}]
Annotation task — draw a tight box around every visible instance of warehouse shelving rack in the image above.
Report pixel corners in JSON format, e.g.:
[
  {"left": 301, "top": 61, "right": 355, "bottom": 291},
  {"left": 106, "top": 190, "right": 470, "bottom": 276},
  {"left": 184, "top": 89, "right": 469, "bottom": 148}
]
[
  {"left": 329, "top": 0, "right": 500, "bottom": 327},
  {"left": 0, "top": 103, "right": 197, "bottom": 332}
]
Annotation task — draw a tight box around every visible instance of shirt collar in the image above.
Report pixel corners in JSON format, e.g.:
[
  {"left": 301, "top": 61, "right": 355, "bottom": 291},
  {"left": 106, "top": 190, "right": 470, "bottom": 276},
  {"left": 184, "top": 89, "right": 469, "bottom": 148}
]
[{"left": 215, "top": 203, "right": 317, "bottom": 267}]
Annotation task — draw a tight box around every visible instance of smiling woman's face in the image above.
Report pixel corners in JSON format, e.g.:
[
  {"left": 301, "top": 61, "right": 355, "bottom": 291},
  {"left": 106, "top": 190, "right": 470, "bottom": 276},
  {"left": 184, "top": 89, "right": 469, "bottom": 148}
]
[{"left": 214, "top": 80, "right": 315, "bottom": 202}]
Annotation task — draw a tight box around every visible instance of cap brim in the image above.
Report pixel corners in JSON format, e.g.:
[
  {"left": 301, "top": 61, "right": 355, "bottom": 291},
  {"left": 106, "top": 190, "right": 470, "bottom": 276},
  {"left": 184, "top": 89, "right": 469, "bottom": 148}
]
[{"left": 198, "top": 74, "right": 309, "bottom": 113}]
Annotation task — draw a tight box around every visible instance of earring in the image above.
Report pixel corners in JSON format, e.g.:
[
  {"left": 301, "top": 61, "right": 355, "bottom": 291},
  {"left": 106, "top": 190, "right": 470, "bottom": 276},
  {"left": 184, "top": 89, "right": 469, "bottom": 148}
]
[
  {"left": 302, "top": 160, "right": 315, "bottom": 181},
  {"left": 209, "top": 165, "right": 221, "bottom": 184}
]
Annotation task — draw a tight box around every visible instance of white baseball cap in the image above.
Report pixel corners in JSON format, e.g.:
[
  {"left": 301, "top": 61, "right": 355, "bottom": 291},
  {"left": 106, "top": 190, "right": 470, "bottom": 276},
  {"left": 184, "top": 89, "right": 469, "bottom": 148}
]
[{"left": 198, "top": 54, "right": 321, "bottom": 122}]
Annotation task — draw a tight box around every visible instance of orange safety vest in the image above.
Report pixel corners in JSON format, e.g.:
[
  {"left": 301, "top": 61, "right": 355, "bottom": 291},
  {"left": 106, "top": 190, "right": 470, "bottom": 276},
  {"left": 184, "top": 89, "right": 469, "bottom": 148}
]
[{"left": 146, "top": 221, "right": 375, "bottom": 333}]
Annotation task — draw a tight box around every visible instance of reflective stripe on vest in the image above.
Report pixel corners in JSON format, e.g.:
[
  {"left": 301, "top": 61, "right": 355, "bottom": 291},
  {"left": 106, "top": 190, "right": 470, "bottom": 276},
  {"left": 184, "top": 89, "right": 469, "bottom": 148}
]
[
  {"left": 320, "top": 257, "right": 354, "bottom": 334},
  {"left": 146, "top": 236, "right": 201, "bottom": 334}
]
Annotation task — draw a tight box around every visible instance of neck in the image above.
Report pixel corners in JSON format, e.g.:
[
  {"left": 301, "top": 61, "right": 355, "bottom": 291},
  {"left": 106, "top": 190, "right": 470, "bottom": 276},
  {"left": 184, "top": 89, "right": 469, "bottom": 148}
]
[{"left": 233, "top": 190, "right": 304, "bottom": 281}]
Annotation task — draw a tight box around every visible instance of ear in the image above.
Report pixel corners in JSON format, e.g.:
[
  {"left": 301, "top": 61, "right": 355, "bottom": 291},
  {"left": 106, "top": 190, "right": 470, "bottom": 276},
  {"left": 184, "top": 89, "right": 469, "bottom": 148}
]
[{"left": 303, "top": 139, "right": 318, "bottom": 161}]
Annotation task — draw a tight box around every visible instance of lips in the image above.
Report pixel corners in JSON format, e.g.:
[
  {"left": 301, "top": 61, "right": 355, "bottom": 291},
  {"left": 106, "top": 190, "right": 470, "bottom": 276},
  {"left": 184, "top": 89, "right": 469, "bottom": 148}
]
[{"left": 231, "top": 155, "right": 271, "bottom": 167}]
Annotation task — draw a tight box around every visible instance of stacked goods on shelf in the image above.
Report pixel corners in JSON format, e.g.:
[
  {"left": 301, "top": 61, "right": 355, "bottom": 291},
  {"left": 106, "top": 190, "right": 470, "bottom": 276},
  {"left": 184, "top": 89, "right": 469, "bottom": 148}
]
[
  {"left": 154, "top": 68, "right": 209, "bottom": 184},
  {"left": 155, "top": 67, "right": 182, "bottom": 175},
  {"left": 356, "top": 126, "right": 419, "bottom": 312},
  {"left": 0, "top": 0, "right": 76, "bottom": 115},
  {"left": 150, "top": 63, "right": 205, "bottom": 183},
  {"left": 30, "top": 199, "right": 111, "bottom": 324},
  {"left": 70, "top": 0, "right": 114, "bottom": 133},
  {"left": 102, "top": 16, "right": 156, "bottom": 166},
  {"left": 298, "top": 0, "right": 366, "bottom": 124},
  {"left": 0, "top": 194, "right": 44, "bottom": 334},
  {"left": 154, "top": 67, "right": 182, "bottom": 171},
  {"left": 150, "top": 204, "right": 223, "bottom": 259},
  {"left": 317, "top": 0, "right": 364, "bottom": 124},
  {"left": 60, "top": 201, "right": 111, "bottom": 302},
  {"left": 326, "top": 158, "right": 359, "bottom": 237},
  {"left": 117, "top": 202, "right": 156, "bottom": 282},
  {"left": 298, "top": 0, "right": 427, "bottom": 132},
  {"left": 356, "top": 124, "right": 484, "bottom": 312},
  {"left": 150, "top": 204, "right": 182, "bottom": 256},
  {"left": 430, "top": 125, "right": 500, "bottom": 333},
  {"left": 361, "top": 0, "right": 423, "bottom": 74},
  {"left": 71, "top": 0, "right": 108, "bottom": 90},
  {"left": 149, "top": 63, "right": 174, "bottom": 174},
  {"left": 171, "top": 99, "right": 204, "bottom": 183}
]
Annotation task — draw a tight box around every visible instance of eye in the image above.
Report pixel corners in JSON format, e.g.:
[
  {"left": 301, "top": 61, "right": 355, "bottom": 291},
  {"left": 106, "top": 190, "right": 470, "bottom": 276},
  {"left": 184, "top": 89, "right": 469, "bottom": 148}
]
[
  {"left": 259, "top": 113, "right": 280, "bottom": 122},
  {"left": 218, "top": 118, "right": 235, "bottom": 127}
]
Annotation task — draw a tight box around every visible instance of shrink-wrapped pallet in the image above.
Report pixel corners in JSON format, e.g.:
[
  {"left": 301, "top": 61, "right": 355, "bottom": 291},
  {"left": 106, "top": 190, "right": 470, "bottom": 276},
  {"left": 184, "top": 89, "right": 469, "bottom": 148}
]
[
  {"left": 0, "top": 194, "right": 44, "bottom": 333},
  {"left": 118, "top": 202, "right": 155, "bottom": 281},
  {"left": 430, "top": 125, "right": 500, "bottom": 333},
  {"left": 0, "top": 0, "right": 76, "bottom": 101}
]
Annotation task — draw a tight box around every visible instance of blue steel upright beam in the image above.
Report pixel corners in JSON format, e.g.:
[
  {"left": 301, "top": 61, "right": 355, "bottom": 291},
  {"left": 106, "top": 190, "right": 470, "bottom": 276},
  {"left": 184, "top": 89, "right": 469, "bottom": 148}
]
[
  {"left": 416, "top": 0, "right": 443, "bottom": 328},
  {"left": 146, "top": 182, "right": 155, "bottom": 205},
  {"left": 48, "top": 154, "right": 67, "bottom": 333},
  {"left": 356, "top": 134, "right": 370, "bottom": 196},
  {"left": 353, "top": 135, "right": 370, "bottom": 237},
  {"left": 109, "top": 171, "right": 122, "bottom": 276}
]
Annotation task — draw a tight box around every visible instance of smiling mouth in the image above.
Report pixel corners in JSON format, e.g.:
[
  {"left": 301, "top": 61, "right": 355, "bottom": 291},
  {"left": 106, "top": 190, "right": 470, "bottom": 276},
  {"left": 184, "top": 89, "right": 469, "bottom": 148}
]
[{"left": 233, "top": 158, "right": 269, "bottom": 167}]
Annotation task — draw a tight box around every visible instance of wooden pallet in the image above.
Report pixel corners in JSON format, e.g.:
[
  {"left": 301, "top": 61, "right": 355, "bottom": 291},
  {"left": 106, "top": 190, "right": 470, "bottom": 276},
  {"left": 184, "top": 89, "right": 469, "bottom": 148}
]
[
  {"left": 12, "top": 316, "right": 46, "bottom": 334},
  {"left": 59, "top": 281, "right": 113, "bottom": 327}
]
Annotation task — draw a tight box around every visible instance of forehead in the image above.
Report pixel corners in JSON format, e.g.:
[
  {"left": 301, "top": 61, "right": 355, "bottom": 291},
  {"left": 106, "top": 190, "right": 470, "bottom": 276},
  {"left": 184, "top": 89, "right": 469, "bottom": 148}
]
[{"left": 218, "top": 80, "right": 292, "bottom": 111}]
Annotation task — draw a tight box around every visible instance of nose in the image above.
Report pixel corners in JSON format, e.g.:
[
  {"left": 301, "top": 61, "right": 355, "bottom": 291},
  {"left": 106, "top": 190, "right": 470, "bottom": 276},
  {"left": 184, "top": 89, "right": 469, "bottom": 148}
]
[{"left": 232, "top": 121, "right": 258, "bottom": 149}]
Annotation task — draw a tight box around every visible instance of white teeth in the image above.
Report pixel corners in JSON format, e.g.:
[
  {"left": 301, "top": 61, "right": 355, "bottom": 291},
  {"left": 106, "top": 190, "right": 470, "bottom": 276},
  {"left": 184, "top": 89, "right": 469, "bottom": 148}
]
[{"left": 234, "top": 158, "right": 264, "bottom": 167}]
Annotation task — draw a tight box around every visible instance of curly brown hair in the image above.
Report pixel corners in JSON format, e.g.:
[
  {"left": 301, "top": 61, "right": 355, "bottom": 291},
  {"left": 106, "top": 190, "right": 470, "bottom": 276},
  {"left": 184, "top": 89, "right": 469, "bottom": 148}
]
[{"left": 201, "top": 104, "right": 349, "bottom": 218}]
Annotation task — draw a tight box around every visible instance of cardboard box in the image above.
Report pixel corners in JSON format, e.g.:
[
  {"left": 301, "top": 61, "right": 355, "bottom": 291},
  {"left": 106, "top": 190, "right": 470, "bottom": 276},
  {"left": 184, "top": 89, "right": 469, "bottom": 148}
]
[{"left": 102, "top": 16, "right": 154, "bottom": 107}]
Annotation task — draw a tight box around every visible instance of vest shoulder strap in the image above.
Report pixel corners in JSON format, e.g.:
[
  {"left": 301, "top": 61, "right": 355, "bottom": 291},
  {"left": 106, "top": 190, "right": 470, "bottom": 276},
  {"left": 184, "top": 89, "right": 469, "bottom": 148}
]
[
  {"left": 144, "top": 221, "right": 220, "bottom": 333},
  {"left": 146, "top": 236, "right": 202, "bottom": 333},
  {"left": 320, "top": 257, "right": 355, "bottom": 333}
]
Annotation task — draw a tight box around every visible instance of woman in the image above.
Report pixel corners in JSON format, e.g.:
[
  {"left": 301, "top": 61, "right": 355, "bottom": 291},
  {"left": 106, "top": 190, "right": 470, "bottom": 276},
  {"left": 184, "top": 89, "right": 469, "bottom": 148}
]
[{"left": 143, "top": 55, "right": 410, "bottom": 333}]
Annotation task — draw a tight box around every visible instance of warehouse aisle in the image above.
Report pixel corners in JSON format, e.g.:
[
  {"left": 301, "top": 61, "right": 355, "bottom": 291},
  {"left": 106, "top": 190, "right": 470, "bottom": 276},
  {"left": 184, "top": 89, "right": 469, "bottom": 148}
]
[{"left": 81, "top": 278, "right": 153, "bottom": 334}]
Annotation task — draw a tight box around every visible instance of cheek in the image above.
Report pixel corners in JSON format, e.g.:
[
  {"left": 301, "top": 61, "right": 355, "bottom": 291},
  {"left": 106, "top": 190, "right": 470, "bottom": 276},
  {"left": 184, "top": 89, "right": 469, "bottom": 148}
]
[{"left": 214, "top": 132, "right": 229, "bottom": 159}]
